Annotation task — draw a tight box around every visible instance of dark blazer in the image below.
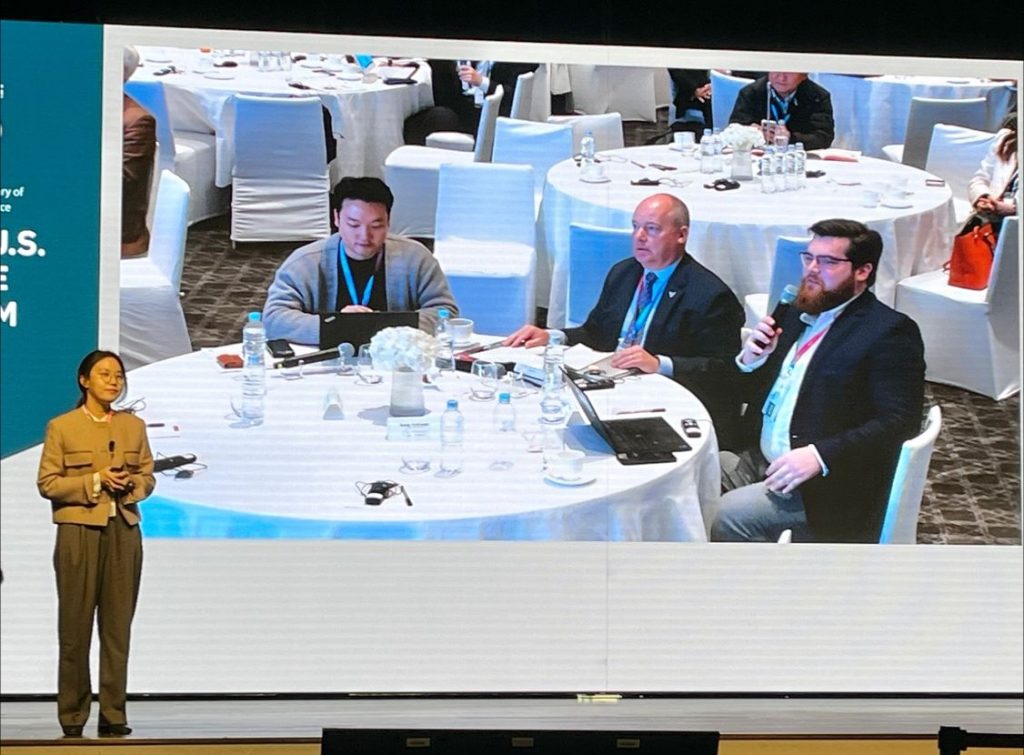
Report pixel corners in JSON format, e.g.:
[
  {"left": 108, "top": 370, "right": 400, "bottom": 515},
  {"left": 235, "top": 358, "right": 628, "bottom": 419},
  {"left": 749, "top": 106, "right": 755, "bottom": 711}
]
[
  {"left": 729, "top": 76, "right": 835, "bottom": 151},
  {"left": 429, "top": 60, "right": 539, "bottom": 129},
  {"left": 121, "top": 94, "right": 156, "bottom": 257},
  {"left": 565, "top": 254, "right": 744, "bottom": 447},
  {"left": 735, "top": 291, "right": 925, "bottom": 542},
  {"left": 668, "top": 69, "right": 711, "bottom": 126}
]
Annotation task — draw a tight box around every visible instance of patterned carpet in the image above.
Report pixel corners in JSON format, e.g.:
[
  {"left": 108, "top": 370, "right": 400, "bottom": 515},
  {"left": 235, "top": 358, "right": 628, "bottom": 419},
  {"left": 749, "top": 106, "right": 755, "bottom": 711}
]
[{"left": 171, "top": 115, "right": 1021, "bottom": 545}]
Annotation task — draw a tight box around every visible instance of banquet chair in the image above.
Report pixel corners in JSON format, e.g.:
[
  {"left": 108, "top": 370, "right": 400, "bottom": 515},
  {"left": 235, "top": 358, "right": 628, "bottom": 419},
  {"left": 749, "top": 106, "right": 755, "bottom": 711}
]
[
  {"left": 710, "top": 71, "right": 754, "bottom": 131},
  {"left": 878, "top": 405, "right": 942, "bottom": 544},
  {"left": 881, "top": 96, "right": 988, "bottom": 170},
  {"left": 566, "top": 65, "right": 661, "bottom": 121},
  {"left": 777, "top": 529, "right": 793, "bottom": 544},
  {"left": 120, "top": 170, "right": 193, "bottom": 370},
  {"left": 567, "top": 224, "right": 632, "bottom": 328},
  {"left": 230, "top": 94, "right": 330, "bottom": 244},
  {"left": 742, "top": 236, "right": 810, "bottom": 329},
  {"left": 386, "top": 86, "right": 504, "bottom": 238},
  {"left": 491, "top": 118, "right": 574, "bottom": 199},
  {"left": 528, "top": 64, "right": 552, "bottom": 122},
  {"left": 546, "top": 112, "right": 625, "bottom": 153},
  {"left": 433, "top": 163, "right": 537, "bottom": 334},
  {"left": 124, "top": 79, "right": 225, "bottom": 225},
  {"left": 925, "top": 124, "right": 1000, "bottom": 223},
  {"left": 895, "top": 217, "right": 1019, "bottom": 400},
  {"left": 509, "top": 71, "right": 537, "bottom": 121}
]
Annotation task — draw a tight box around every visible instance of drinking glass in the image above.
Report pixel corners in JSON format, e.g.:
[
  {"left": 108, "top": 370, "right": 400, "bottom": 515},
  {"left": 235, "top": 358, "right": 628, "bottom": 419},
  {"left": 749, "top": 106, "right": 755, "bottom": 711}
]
[
  {"left": 470, "top": 361, "right": 505, "bottom": 401},
  {"left": 356, "top": 344, "right": 382, "bottom": 385}
]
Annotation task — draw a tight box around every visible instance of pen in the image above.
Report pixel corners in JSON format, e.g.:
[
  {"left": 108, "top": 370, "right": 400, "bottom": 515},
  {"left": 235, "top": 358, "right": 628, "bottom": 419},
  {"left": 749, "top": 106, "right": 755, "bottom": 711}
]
[
  {"left": 146, "top": 423, "right": 165, "bottom": 428},
  {"left": 614, "top": 408, "right": 666, "bottom": 415}
]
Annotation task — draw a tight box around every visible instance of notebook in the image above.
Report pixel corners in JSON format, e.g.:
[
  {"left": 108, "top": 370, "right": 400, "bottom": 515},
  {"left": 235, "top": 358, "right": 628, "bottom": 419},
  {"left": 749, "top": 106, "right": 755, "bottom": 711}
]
[
  {"left": 562, "top": 368, "right": 690, "bottom": 465},
  {"left": 318, "top": 311, "right": 418, "bottom": 350}
]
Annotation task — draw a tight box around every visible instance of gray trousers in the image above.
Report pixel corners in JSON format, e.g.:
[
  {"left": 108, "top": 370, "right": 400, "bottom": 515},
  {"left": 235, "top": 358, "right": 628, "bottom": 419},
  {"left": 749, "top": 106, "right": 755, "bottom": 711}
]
[
  {"left": 711, "top": 447, "right": 814, "bottom": 542},
  {"left": 53, "top": 514, "right": 142, "bottom": 728}
]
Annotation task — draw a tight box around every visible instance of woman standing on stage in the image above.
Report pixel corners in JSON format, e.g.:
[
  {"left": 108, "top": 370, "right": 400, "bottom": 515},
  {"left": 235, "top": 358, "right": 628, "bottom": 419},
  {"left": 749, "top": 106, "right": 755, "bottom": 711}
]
[{"left": 37, "top": 350, "right": 154, "bottom": 738}]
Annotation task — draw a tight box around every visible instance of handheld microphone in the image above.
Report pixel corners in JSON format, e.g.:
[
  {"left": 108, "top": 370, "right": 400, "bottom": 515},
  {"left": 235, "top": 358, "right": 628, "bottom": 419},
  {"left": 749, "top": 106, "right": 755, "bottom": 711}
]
[
  {"left": 770, "top": 284, "right": 799, "bottom": 325},
  {"left": 273, "top": 347, "right": 341, "bottom": 369}
]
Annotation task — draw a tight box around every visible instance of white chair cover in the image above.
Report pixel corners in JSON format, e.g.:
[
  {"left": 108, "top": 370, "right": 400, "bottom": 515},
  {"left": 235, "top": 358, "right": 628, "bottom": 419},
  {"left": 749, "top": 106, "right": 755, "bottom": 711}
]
[
  {"left": 492, "top": 118, "right": 574, "bottom": 198},
  {"left": 124, "top": 79, "right": 225, "bottom": 226},
  {"left": 743, "top": 236, "right": 810, "bottom": 329},
  {"left": 895, "top": 217, "right": 1019, "bottom": 400},
  {"left": 566, "top": 65, "right": 660, "bottom": 122},
  {"left": 509, "top": 71, "right": 536, "bottom": 121},
  {"left": 120, "top": 171, "right": 193, "bottom": 370},
  {"left": 881, "top": 96, "right": 988, "bottom": 169},
  {"left": 879, "top": 406, "right": 943, "bottom": 544},
  {"left": 546, "top": 113, "right": 625, "bottom": 153},
  {"left": 710, "top": 71, "right": 754, "bottom": 131},
  {"left": 434, "top": 163, "right": 537, "bottom": 334},
  {"left": 567, "top": 224, "right": 632, "bottom": 328},
  {"left": 387, "top": 87, "right": 504, "bottom": 238},
  {"left": 529, "top": 64, "right": 552, "bottom": 122},
  {"left": 230, "top": 95, "right": 330, "bottom": 244},
  {"left": 925, "top": 124, "right": 1000, "bottom": 223}
]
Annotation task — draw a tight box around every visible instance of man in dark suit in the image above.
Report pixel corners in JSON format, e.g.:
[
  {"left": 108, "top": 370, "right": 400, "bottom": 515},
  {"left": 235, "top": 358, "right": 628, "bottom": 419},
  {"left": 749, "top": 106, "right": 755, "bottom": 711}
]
[
  {"left": 503, "top": 194, "right": 745, "bottom": 447},
  {"left": 403, "top": 59, "right": 539, "bottom": 145},
  {"left": 711, "top": 219, "right": 925, "bottom": 543},
  {"left": 729, "top": 71, "right": 835, "bottom": 150}
]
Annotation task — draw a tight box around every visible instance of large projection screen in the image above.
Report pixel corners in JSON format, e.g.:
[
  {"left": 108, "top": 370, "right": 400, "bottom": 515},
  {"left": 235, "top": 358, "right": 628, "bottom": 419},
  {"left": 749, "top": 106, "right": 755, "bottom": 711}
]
[{"left": 0, "top": 20, "right": 1021, "bottom": 694}]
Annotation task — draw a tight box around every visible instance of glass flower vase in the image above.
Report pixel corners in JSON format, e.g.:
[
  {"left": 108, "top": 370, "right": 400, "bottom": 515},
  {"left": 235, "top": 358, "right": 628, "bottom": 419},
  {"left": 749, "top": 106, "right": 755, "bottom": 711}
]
[
  {"left": 389, "top": 368, "right": 426, "bottom": 417},
  {"left": 731, "top": 148, "right": 754, "bottom": 181}
]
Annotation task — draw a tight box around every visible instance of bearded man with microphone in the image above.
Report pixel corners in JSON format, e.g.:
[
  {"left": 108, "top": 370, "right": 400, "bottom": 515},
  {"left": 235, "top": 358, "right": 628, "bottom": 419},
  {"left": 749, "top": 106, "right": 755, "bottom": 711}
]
[{"left": 711, "top": 219, "right": 925, "bottom": 543}]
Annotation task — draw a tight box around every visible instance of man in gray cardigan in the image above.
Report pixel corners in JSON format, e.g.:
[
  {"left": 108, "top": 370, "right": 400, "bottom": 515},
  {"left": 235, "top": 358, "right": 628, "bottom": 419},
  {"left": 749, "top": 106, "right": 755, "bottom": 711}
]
[{"left": 263, "top": 177, "right": 458, "bottom": 345}]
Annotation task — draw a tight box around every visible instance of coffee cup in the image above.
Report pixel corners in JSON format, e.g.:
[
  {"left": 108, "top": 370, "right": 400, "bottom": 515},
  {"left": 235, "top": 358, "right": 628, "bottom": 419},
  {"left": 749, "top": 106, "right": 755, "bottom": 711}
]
[
  {"left": 448, "top": 317, "right": 474, "bottom": 345},
  {"left": 547, "top": 449, "right": 585, "bottom": 481},
  {"left": 673, "top": 131, "right": 695, "bottom": 151},
  {"left": 860, "top": 189, "right": 881, "bottom": 208}
]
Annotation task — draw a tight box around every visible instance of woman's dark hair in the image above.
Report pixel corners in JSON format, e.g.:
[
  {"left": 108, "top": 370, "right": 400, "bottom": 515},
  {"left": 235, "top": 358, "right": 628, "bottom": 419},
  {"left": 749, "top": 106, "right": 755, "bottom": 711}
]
[
  {"left": 996, "top": 112, "right": 1017, "bottom": 163},
  {"left": 76, "top": 350, "right": 127, "bottom": 407}
]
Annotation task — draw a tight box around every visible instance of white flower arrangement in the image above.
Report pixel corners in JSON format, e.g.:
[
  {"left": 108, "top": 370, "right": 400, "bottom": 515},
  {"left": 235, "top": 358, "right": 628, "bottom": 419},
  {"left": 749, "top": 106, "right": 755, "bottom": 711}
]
[
  {"left": 368, "top": 326, "right": 439, "bottom": 372},
  {"left": 719, "top": 123, "right": 766, "bottom": 152}
]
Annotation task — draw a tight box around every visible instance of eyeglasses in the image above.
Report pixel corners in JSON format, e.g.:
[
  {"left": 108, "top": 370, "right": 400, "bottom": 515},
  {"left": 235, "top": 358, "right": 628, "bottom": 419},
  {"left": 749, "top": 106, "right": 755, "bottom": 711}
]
[
  {"left": 94, "top": 370, "right": 125, "bottom": 384},
  {"left": 799, "top": 252, "right": 854, "bottom": 270}
]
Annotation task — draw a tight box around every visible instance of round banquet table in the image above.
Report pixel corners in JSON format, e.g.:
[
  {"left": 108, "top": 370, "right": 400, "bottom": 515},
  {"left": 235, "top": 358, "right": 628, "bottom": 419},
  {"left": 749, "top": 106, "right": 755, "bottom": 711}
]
[
  {"left": 812, "top": 73, "right": 1014, "bottom": 158},
  {"left": 59, "top": 347, "right": 721, "bottom": 541},
  {"left": 541, "top": 144, "right": 955, "bottom": 328},
  {"left": 133, "top": 46, "right": 433, "bottom": 185}
]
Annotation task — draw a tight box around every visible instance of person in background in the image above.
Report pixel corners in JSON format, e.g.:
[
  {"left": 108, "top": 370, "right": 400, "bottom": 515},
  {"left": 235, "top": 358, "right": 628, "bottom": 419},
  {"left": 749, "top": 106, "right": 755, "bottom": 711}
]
[
  {"left": 711, "top": 219, "right": 925, "bottom": 543},
  {"left": 668, "top": 69, "right": 712, "bottom": 135},
  {"left": 967, "top": 112, "right": 1018, "bottom": 236},
  {"left": 503, "top": 194, "right": 744, "bottom": 447},
  {"left": 403, "top": 59, "right": 539, "bottom": 145},
  {"left": 729, "top": 71, "right": 835, "bottom": 151},
  {"left": 263, "top": 177, "right": 457, "bottom": 344},
  {"left": 121, "top": 46, "right": 157, "bottom": 257},
  {"left": 37, "top": 351, "right": 155, "bottom": 738}
]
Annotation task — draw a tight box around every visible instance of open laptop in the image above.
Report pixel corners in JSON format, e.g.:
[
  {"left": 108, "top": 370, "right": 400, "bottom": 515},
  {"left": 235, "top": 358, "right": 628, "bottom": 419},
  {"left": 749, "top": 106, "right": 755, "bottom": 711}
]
[
  {"left": 562, "top": 368, "right": 690, "bottom": 465},
  {"left": 319, "top": 311, "right": 418, "bottom": 350}
]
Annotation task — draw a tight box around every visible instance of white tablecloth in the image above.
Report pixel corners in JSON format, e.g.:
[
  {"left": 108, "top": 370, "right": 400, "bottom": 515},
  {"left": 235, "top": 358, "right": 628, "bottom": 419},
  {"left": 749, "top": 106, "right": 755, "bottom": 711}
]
[
  {"left": 813, "top": 73, "right": 1014, "bottom": 158},
  {"left": 134, "top": 47, "right": 433, "bottom": 185},
  {"left": 109, "top": 348, "right": 719, "bottom": 540},
  {"left": 541, "top": 145, "right": 955, "bottom": 328}
]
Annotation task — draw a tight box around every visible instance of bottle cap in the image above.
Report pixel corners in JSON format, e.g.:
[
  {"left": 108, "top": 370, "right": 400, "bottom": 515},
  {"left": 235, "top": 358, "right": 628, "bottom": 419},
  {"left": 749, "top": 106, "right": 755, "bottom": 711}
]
[
  {"left": 438, "top": 308, "right": 450, "bottom": 318},
  {"left": 248, "top": 312, "right": 261, "bottom": 321},
  {"left": 498, "top": 393, "right": 511, "bottom": 403},
  {"left": 447, "top": 399, "right": 458, "bottom": 410}
]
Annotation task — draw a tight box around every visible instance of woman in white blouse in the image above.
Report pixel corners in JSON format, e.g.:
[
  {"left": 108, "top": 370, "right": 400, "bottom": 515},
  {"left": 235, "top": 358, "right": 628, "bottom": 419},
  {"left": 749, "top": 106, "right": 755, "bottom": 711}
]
[{"left": 967, "top": 112, "right": 1018, "bottom": 232}]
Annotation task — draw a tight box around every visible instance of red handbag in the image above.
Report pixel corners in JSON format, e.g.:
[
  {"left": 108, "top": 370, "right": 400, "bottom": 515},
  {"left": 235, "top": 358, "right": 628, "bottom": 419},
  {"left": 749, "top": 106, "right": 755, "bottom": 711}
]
[{"left": 946, "top": 222, "right": 996, "bottom": 290}]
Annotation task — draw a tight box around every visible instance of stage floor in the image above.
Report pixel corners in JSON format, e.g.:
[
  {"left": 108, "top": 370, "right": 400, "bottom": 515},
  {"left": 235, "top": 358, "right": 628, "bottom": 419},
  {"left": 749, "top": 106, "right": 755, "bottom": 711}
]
[{"left": 2, "top": 696, "right": 1022, "bottom": 744}]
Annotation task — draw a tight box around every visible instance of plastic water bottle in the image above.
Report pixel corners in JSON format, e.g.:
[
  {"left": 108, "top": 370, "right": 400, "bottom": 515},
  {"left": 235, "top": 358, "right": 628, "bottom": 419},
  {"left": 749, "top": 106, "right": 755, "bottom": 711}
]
[
  {"left": 711, "top": 127, "right": 724, "bottom": 172},
  {"left": 540, "top": 330, "right": 567, "bottom": 424},
  {"left": 700, "top": 129, "right": 715, "bottom": 174},
  {"left": 434, "top": 308, "right": 454, "bottom": 373},
  {"left": 580, "top": 130, "right": 596, "bottom": 162},
  {"left": 794, "top": 142, "right": 807, "bottom": 189},
  {"left": 490, "top": 392, "right": 517, "bottom": 471},
  {"left": 241, "top": 311, "right": 266, "bottom": 425},
  {"left": 439, "top": 399, "right": 464, "bottom": 476},
  {"left": 784, "top": 145, "right": 799, "bottom": 191},
  {"left": 772, "top": 147, "right": 786, "bottom": 193},
  {"left": 760, "top": 148, "right": 776, "bottom": 194}
]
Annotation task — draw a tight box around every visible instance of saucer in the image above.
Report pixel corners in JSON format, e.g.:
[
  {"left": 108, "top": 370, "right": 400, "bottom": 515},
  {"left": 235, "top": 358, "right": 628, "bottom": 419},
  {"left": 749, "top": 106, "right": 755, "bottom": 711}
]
[
  {"left": 337, "top": 71, "right": 364, "bottom": 81},
  {"left": 544, "top": 472, "right": 596, "bottom": 487},
  {"left": 300, "top": 59, "right": 322, "bottom": 68},
  {"left": 579, "top": 174, "right": 611, "bottom": 184},
  {"left": 203, "top": 71, "right": 235, "bottom": 80},
  {"left": 146, "top": 56, "right": 172, "bottom": 63},
  {"left": 881, "top": 198, "right": 913, "bottom": 209}
]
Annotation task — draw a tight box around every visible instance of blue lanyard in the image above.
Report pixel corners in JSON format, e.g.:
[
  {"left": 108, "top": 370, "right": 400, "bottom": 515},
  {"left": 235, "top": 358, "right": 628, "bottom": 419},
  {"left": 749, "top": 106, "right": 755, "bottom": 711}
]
[{"left": 338, "top": 240, "right": 378, "bottom": 307}]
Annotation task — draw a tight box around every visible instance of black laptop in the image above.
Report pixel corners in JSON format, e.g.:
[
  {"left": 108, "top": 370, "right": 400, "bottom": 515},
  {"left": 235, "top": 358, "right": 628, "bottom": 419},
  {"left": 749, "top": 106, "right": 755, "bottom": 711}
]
[
  {"left": 562, "top": 368, "right": 690, "bottom": 465},
  {"left": 318, "top": 311, "right": 418, "bottom": 350}
]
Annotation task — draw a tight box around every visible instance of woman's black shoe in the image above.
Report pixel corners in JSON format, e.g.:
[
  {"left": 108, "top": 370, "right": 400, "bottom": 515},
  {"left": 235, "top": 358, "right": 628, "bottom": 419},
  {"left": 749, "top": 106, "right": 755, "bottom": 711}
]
[{"left": 98, "top": 723, "right": 132, "bottom": 736}]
